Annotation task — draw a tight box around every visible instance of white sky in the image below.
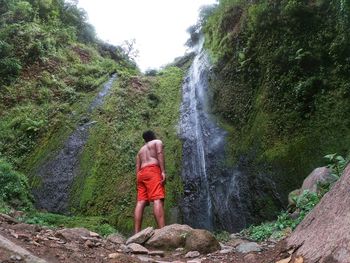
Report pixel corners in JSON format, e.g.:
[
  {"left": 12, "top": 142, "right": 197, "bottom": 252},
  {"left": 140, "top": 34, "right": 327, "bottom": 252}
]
[{"left": 77, "top": 0, "right": 217, "bottom": 71}]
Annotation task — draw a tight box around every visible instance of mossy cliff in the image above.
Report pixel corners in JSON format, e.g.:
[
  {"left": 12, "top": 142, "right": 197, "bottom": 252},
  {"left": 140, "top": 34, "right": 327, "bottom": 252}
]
[
  {"left": 69, "top": 67, "right": 186, "bottom": 233},
  {"left": 202, "top": 0, "right": 350, "bottom": 215}
]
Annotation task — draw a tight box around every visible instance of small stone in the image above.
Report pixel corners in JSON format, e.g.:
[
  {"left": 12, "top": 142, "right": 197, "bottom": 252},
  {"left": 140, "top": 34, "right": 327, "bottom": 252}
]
[
  {"left": 219, "top": 247, "right": 234, "bottom": 254},
  {"left": 244, "top": 253, "right": 257, "bottom": 263},
  {"left": 89, "top": 231, "right": 100, "bottom": 238},
  {"left": 175, "top": 247, "right": 184, "bottom": 252},
  {"left": 17, "top": 233, "right": 31, "bottom": 241},
  {"left": 187, "top": 260, "right": 202, "bottom": 263},
  {"left": 108, "top": 252, "right": 123, "bottom": 259},
  {"left": 10, "top": 255, "right": 22, "bottom": 261},
  {"left": 148, "top": 250, "right": 165, "bottom": 256},
  {"left": 185, "top": 251, "right": 200, "bottom": 258},
  {"left": 121, "top": 244, "right": 132, "bottom": 253},
  {"left": 47, "top": 236, "right": 61, "bottom": 241},
  {"left": 127, "top": 243, "right": 149, "bottom": 254},
  {"left": 236, "top": 242, "right": 262, "bottom": 253},
  {"left": 136, "top": 255, "right": 154, "bottom": 262},
  {"left": 84, "top": 240, "right": 95, "bottom": 248},
  {"left": 107, "top": 233, "right": 126, "bottom": 244},
  {"left": 228, "top": 238, "right": 246, "bottom": 247}
]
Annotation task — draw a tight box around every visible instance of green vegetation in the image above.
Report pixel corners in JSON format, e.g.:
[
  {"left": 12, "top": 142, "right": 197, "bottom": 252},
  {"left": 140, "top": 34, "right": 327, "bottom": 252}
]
[
  {"left": 243, "top": 190, "right": 320, "bottom": 241},
  {"left": 21, "top": 212, "right": 117, "bottom": 237},
  {"left": 243, "top": 152, "right": 349, "bottom": 241},
  {"left": 324, "top": 153, "right": 349, "bottom": 179},
  {"left": 0, "top": 0, "right": 136, "bottom": 169},
  {"left": 0, "top": 159, "right": 33, "bottom": 211},
  {"left": 0, "top": 0, "right": 139, "bottom": 233},
  {"left": 201, "top": 0, "right": 350, "bottom": 219}
]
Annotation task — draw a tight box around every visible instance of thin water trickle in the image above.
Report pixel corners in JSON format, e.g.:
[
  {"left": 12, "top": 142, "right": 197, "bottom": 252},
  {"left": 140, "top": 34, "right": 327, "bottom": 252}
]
[
  {"left": 180, "top": 42, "right": 249, "bottom": 232},
  {"left": 33, "top": 74, "right": 117, "bottom": 213}
]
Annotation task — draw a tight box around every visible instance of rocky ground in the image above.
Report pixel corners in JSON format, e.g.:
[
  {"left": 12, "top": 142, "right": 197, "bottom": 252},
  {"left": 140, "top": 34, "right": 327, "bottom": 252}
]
[{"left": 0, "top": 213, "right": 297, "bottom": 263}]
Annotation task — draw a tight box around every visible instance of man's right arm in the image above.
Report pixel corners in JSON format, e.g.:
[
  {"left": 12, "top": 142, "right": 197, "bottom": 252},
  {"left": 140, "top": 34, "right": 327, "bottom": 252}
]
[
  {"left": 136, "top": 153, "right": 141, "bottom": 174},
  {"left": 156, "top": 141, "right": 166, "bottom": 185}
]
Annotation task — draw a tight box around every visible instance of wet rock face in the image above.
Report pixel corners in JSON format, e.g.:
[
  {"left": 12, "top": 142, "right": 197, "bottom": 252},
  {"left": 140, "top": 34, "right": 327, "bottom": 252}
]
[
  {"left": 179, "top": 41, "right": 250, "bottom": 232},
  {"left": 32, "top": 75, "right": 116, "bottom": 213}
]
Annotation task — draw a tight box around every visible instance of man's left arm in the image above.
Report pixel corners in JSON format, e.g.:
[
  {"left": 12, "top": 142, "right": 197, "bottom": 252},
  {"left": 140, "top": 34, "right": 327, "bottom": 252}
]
[
  {"left": 136, "top": 153, "right": 141, "bottom": 174},
  {"left": 156, "top": 141, "right": 166, "bottom": 185}
]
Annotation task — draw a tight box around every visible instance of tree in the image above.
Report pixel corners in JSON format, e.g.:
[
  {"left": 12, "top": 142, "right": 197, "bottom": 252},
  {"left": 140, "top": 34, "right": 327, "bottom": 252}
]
[{"left": 121, "top": 38, "right": 139, "bottom": 61}]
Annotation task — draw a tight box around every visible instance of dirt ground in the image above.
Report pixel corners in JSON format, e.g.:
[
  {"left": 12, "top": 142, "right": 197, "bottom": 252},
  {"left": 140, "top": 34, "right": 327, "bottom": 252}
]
[{"left": 0, "top": 214, "right": 290, "bottom": 263}]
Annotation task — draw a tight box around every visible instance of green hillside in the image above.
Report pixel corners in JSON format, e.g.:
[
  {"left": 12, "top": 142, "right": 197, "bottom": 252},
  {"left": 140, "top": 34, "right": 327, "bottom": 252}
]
[{"left": 1, "top": 0, "right": 350, "bottom": 235}]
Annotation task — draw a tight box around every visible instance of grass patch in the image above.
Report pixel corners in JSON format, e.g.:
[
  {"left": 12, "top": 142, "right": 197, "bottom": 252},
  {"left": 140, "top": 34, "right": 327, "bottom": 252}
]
[{"left": 21, "top": 212, "right": 117, "bottom": 237}]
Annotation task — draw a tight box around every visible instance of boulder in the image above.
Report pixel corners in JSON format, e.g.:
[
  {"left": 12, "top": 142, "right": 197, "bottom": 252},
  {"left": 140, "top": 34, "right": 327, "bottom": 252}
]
[
  {"left": 145, "top": 224, "right": 193, "bottom": 250},
  {"left": 301, "top": 167, "right": 333, "bottom": 193},
  {"left": 288, "top": 164, "right": 350, "bottom": 262},
  {"left": 107, "top": 233, "right": 126, "bottom": 244},
  {"left": 54, "top": 228, "right": 91, "bottom": 242},
  {"left": 236, "top": 242, "right": 262, "bottom": 253},
  {"left": 185, "top": 229, "right": 220, "bottom": 253},
  {"left": 126, "top": 227, "right": 154, "bottom": 245}
]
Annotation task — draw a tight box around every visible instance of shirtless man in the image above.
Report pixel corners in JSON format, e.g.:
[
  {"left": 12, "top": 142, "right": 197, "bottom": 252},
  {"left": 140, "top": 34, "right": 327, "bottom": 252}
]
[{"left": 134, "top": 130, "right": 166, "bottom": 233}]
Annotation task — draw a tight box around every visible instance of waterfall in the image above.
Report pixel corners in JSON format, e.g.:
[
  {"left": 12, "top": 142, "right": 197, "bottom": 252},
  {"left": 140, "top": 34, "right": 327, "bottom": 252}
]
[
  {"left": 32, "top": 74, "right": 117, "bottom": 213},
  {"left": 180, "top": 43, "right": 250, "bottom": 232}
]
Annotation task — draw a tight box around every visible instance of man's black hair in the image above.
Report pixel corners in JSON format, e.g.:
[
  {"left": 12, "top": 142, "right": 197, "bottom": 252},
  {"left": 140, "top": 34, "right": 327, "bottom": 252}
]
[{"left": 142, "top": 130, "right": 156, "bottom": 142}]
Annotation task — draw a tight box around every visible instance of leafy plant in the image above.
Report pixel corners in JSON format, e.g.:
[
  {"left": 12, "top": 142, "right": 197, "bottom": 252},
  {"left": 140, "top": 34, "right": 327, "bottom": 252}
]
[
  {"left": 324, "top": 153, "right": 348, "bottom": 179},
  {"left": 243, "top": 190, "right": 320, "bottom": 241},
  {"left": 214, "top": 231, "right": 231, "bottom": 242},
  {"left": 0, "top": 159, "right": 33, "bottom": 210}
]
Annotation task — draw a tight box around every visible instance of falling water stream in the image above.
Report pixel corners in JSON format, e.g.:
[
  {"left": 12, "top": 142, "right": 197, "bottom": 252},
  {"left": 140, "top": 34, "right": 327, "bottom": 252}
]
[
  {"left": 33, "top": 74, "right": 117, "bottom": 213},
  {"left": 180, "top": 43, "right": 250, "bottom": 232}
]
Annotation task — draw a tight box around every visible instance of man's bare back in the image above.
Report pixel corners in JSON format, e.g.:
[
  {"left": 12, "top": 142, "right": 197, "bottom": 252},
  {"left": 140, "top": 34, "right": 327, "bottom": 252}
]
[
  {"left": 136, "top": 140, "right": 166, "bottom": 183},
  {"left": 138, "top": 139, "right": 163, "bottom": 168}
]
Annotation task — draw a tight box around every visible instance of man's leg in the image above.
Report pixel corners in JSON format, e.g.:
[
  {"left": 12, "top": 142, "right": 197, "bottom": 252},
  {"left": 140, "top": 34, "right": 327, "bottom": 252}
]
[
  {"left": 134, "top": 200, "right": 147, "bottom": 233},
  {"left": 153, "top": 199, "right": 165, "bottom": 229}
]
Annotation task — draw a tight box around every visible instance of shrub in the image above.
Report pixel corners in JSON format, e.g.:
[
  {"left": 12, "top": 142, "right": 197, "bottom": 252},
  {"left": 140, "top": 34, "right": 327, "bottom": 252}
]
[
  {"left": 243, "top": 190, "right": 320, "bottom": 241},
  {"left": 0, "top": 159, "right": 33, "bottom": 210},
  {"left": 0, "top": 57, "right": 22, "bottom": 85}
]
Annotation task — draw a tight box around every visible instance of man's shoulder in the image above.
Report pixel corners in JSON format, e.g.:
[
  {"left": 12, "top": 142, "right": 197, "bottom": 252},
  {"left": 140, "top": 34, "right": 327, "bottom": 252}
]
[{"left": 151, "top": 139, "right": 163, "bottom": 146}]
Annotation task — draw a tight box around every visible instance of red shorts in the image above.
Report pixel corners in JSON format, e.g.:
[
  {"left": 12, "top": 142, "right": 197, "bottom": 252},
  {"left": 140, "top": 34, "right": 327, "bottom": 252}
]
[{"left": 137, "top": 164, "right": 165, "bottom": 202}]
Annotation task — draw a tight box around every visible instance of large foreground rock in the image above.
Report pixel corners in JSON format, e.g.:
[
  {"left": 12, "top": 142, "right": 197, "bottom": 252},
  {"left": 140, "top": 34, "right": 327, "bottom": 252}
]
[
  {"left": 288, "top": 164, "right": 350, "bottom": 263},
  {"left": 145, "top": 224, "right": 193, "bottom": 250},
  {"left": 145, "top": 224, "right": 220, "bottom": 253},
  {"left": 0, "top": 234, "right": 47, "bottom": 263}
]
